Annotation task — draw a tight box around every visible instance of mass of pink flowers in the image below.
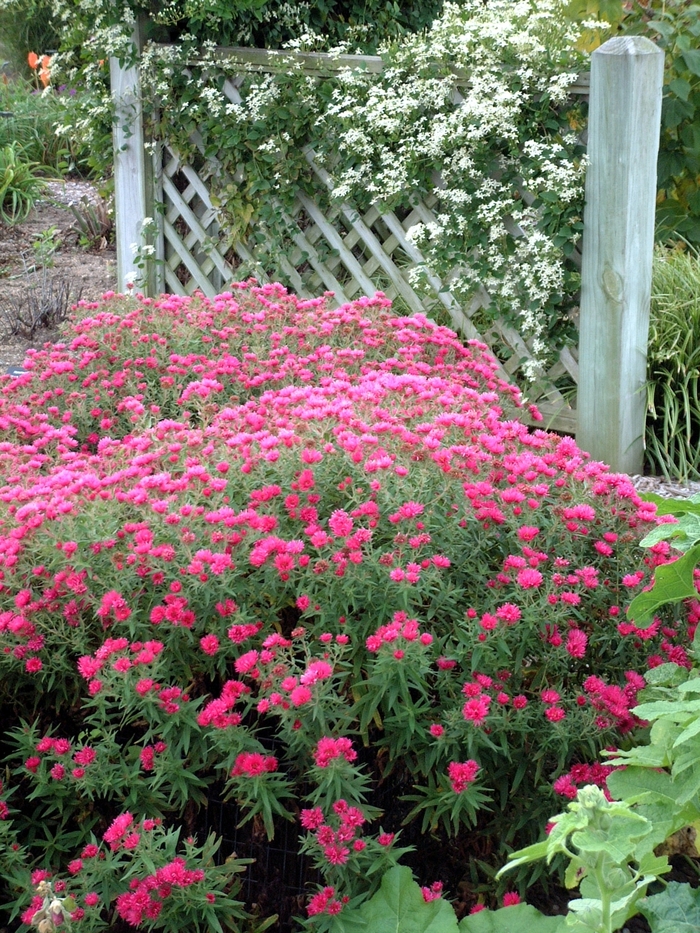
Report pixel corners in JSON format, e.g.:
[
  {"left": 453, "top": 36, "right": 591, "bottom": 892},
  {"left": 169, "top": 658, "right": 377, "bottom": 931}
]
[{"left": 0, "top": 283, "right": 693, "bottom": 925}]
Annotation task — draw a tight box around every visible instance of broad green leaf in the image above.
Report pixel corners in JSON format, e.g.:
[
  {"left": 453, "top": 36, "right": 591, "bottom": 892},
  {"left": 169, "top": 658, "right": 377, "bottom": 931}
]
[
  {"left": 458, "top": 903, "right": 565, "bottom": 933},
  {"left": 627, "top": 543, "right": 700, "bottom": 625},
  {"left": 683, "top": 49, "right": 700, "bottom": 77},
  {"left": 634, "top": 698, "right": 700, "bottom": 720},
  {"left": 674, "top": 716, "right": 700, "bottom": 748},
  {"left": 639, "top": 513, "right": 700, "bottom": 550},
  {"left": 670, "top": 76, "right": 693, "bottom": 102},
  {"left": 640, "top": 881, "right": 700, "bottom": 931},
  {"left": 342, "top": 866, "right": 459, "bottom": 933},
  {"left": 607, "top": 765, "right": 675, "bottom": 804},
  {"left": 641, "top": 493, "right": 700, "bottom": 516}
]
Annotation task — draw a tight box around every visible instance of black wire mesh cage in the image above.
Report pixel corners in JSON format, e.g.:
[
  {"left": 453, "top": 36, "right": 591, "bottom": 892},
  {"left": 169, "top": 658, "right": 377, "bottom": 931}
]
[{"left": 199, "top": 788, "right": 320, "bottom": 932}]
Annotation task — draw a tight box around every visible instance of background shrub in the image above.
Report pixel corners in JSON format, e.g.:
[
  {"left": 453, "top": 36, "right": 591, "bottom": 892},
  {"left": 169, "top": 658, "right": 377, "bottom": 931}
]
[{"left": 0, "top": 285, "right": 691, "bottom": 927}]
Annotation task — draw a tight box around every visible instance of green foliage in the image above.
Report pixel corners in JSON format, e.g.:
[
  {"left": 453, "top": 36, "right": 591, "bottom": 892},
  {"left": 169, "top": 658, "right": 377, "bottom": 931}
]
[
  {"left": 641, "top": 881, "right": 700, "bottom": 933},
  {"left": 500, "top": 786, "right": 666, "bottom": 933},
  {"left": 143, "top": 0, "right": 445, "bottom": 52},
  {"left": 335, "top": 866, "right": 459, "bottom": 933},
  {"left": 0, "top": 77, "right": 90, "bottom": 174},
  {"left": 0, "top": 140, "right": 45, "bottom": 223},
  {"left": 460, "top": 904, "right": 565, "bottom": 933},
  {"left": 645, "top": 245, "right": 700, "bottom": 481},
  {"left": 633, "top": 2, "right": 700, "bottom": 246},
  {"left": 137, "top": 0, "right": 588, "bottom": 377},
  {"left": 0, "top": 0, "right": 60, "bottom": 73},
  {"left": 628, "top": 493, "right": 700, "bottom": 624}
]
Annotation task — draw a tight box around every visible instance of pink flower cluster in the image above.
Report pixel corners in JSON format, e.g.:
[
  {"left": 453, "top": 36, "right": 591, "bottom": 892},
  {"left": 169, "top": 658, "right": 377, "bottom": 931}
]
[
  {"left": 0, "top": 282, "right": 696, "bottom": 910},
  {"left": 365, "top": 610, "right": 433, "bottom": 658},
  {"left": 115, "top": 857, "right": 206, "bottom": 925},
  {"left": 307, "top": 885, "right": 347, "bottom": 917},
  {"left": 553, "top": 761, "right": 618, "bottom": 800},
  {"left": 447, "top": 760, "right": 480, "bottom": 793},
  {"left": 230, "top": 751, "right": 278, "bottom": 777},
  {"left": 313, "top": 736, "right": 357, "bottom": 768},
  {"left": 25, "top": 736, "right": 97, "bottom": 781},
  {"left": 301, "top": 799, "right": 367, "bottom": 866}
]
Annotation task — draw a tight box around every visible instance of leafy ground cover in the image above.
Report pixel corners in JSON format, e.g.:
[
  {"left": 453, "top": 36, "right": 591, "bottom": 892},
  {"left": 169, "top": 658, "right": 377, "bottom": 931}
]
[{"left": 0, "top": 284, "right": 695, "bottom": 931}]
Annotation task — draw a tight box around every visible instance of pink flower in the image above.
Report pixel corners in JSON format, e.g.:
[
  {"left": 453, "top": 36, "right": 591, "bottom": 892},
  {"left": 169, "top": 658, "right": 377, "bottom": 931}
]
[
  {"left": 328, "top": 510, "right": 353, "bottom": 537},
  {"left": 103, "top": 812, "right": 134, "bottom": 845},
  {"left": 448, "top": 760, "right": 480, "bottom": 793},
  {"left": 199, "top": 634, "right": 220, "bottom": 655},
  {"left": 313, "top": 737, "right": 357, "bottom": 768},
  {"left": 231, "top": 752, "right": 278, "bottom": 777},
  {"left": 503, "top": 892, "right": 521, "bottom": 907},
  {"left": 545, "top": 706, "right": 566, "bottom": 722},
  {"left": 290, "top": 685, "right": 313, "bottom": 706},
  {"left": 234, "top": 650, "right": 259, "bottom": 673},
  {"left": 300, "top": 808, "right": 324, "bottom": 830},
  {"left": 300, "top": 659, "right": 333, "bottom": 685},
  {"left": 73, "top": 746, "right": 96, "bottom": 766},
  {"left": 50, "top": 763, "right": 65, "bottom": 780},
  {"left": 377, "top": 833, "right": 395, "bottom": 846},
  {"left": 421, "top": 882, "right": 443, "bottom": 902},
  {"left": 516, "top": 568, "right": 543, "bottom": 589},
  {"left": 84, "top": 893, "right": 100, "bottom": 907},
  {"left": 462, "top": 695, "right": 491, "bottom": 726},
  {"left": 566, "top": 629, "right": 588, "bottom": 659}
]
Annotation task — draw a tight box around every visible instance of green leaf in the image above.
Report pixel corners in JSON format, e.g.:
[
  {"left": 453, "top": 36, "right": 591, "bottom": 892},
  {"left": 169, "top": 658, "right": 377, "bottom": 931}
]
[
  {"left": 627, "top": 543, "right": 700, "bottom": 625},
  {"left": 683, "top": 49, "right": 700, "bottom": 78},
  {"left": 640, "top": 881, "right": 700, "bottom": 931},
  {"left": 670, "top": 77, "right": 693, "bottom": 102},
  {"left": 341, "top": 867, "right": 459, "bottom": 933},
  {"left": 458, "top": 903, "right": 565, "bottom": 933}
]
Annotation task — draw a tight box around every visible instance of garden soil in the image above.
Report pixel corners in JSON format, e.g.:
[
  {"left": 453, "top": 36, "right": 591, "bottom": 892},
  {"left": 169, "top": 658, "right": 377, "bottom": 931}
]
[{"left": 0, "top": 178, "right": 116, "bottom": 369}]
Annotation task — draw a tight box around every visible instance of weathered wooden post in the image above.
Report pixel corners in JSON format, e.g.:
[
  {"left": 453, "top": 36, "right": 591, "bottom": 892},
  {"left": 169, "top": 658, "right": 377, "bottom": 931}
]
[
  {"left": 577, "top": 36, "right": 664, "bottom": 475},
  {"left": 110, "top": 18, "right": 154, "bottom": 294}
]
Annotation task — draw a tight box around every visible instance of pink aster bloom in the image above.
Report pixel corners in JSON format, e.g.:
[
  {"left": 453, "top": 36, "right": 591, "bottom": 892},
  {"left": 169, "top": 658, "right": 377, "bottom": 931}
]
[
  {"left": 462, "top": 695, "right": 491, "bottom": 726},
  {"left": 199, "top": 634, "right": 220, "bottom": 655},
  {"left": 328, "top": 510, "right": 353, "bottom": 537},
  {"left": 516, "top": 568, "right": 543, "bottom": 589},
  {"left": 566, "top": 629, "right": 588, "bottom": 659},
  {"left": 313, "top": 736, "right": 357, "bottom": 768},
  {"left": 448, "top": 760, "right": 480, "bottom": 793}
]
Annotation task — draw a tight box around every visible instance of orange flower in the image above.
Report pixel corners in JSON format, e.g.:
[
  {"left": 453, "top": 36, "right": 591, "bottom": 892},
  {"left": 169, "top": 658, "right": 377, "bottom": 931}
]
[
  {"left": 27, "top": 51, "right": 39, "bottom": 69},
  {"left": 39, "top": 54, "right": 51, "bottom": 87}
]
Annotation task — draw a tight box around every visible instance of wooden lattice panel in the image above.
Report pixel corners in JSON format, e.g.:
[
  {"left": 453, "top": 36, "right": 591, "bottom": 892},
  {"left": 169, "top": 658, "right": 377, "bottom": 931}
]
[{"left": 157, "top": 91, "right": 578, "bottom": 432}]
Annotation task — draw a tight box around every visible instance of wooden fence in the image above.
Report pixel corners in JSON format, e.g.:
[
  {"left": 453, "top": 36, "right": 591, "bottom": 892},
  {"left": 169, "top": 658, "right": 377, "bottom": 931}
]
[{"left": 110, "top": 31, "right": 664, "bottom": 475}]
